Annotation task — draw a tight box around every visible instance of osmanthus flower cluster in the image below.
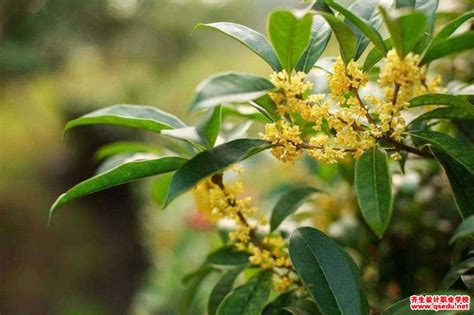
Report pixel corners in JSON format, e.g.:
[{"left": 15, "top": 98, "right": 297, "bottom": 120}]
[{"left": 49, "top": 0, "right": 474, "bottom": 314}]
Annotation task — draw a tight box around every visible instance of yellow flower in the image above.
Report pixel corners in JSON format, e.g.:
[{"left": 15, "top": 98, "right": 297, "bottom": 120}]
[
  {"left": 262, "top": 120, "right": 303, "bottom": 163},
  {"left": 328, "top": 57, "right": 368, "bottom": 103}
]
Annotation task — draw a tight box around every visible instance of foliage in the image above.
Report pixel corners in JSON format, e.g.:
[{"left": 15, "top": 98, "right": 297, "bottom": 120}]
[{"left": 51, "top": 0, "right": 474, "bottom": 314}]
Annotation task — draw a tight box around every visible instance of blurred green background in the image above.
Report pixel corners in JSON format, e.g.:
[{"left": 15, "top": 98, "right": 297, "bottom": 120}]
[{"left": 0, "top": 0, "right": 472, "bottom": 314}]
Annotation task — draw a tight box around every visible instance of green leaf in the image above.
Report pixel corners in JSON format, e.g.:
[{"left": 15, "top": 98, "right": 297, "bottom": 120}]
[
  {"left": 181, "top": 265, "right": 215, "bottom": 314},
  {"left": 429, "top": 147, "right": 474, "bottom": 219},
  {"left": 325, "top": 0, "right": 388, "bottom": 59},
  {"left": 441, "top": 257, "right": 474, "bottom": 289},
  {"left": 252, "top": 94, "right": 280, "bottom": 122},
  {"left": 450, "top": 215, "right": 474, "bottom": 245},
  {"left": 431, "top": 11, "right": 474, "bottom": 46},
  {"left": 421, "top": 31, "right": 474, "bottom": 65},
  {"left": 190, "top": 72, "right": 274, "bottom": 111},
  {"left": 161, "top": 127, "right": 207, "bottom": 150},
  {"left": 289, "top": 227, "right": 364, "bottom": 315},
  {"left": 94, "top": 141, "right": 162, "bottom": 161},
  {"left": 196, "top": 22, "right": 282, "bottom": 71},
  {"left": 395, "top": 0, "right": 438, "bottom": 34},
  {"left": 363, "top": 38, "right": 392, "bottom": 72},
  {"left": 197, "top": 106, "right": 222, "bottom": 148},
  {"left": 64, "top": 105, "right": 186, "bottom": 134},
  {"left": 409, "top": 94, "right": 474, "bottom": 123},
  {"left": 268, "top": 10, "right": 313, "bottom": 72},
  {"left": 206, "top": 245, "right": 251, "bottom": 266},
  {"left": 222, "top": 106, "right": 270, "bottom": 123},
  {"left": 320, "top": 13, "right": 357, "bottom": 64},
  {"left": 262, "top": 291, "right": 296, "bottom": 315},
  {"left": 164, "top": 139, "right": 271, "bottom": 207},
  {"left": 311, "top": 0, "right": 333, "bottom": 14},
  {"left": 409, "top": 130, "right": 474, "bottom": 174},
  {"left": 50, "top": 156, "right": 187, "bottom": 222},
  {"left": 216, "top": 270, "right": 272, "bottom": 315},
  {"left": 283, "top": 299, "right": 321, "bottom": 315},
  {"left": 270, "top": 186, "right": 319, "bottom": 232},
  {"left": 296, "top": 15, "right": 331, "bottom": 72},
  {"left": 208, "top": 266, "right": 246, "bottom": 315},
  {"left": 380, "top": 8, "right": 428, "bottom": 58},
  {"left": 355, "top": 145, "right": 393, "bottom": 236}
]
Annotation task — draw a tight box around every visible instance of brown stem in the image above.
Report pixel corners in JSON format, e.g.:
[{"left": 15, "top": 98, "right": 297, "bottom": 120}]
[
  {"left": 382, "top": 136, "right": 433, "bottom": 158},
  {"left": 351, "top": 87, "right": 375, "bottom": 125}
]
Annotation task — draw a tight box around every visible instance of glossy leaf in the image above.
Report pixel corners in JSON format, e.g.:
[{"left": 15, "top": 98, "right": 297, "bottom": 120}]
[
  {"left": 320, "top": 13, "right": 357, "bottom": 64},
  {"left": 431, "top": 11, "right": 474, "bottom": 46},
  {"left": 381, "top": 8, "right": 428, "bottom": 58},
  {"left": 94, "top": 141, "right": 162, "bottom": 161},
  {"left": 409, "top": 94, "right": 474, "bottom": 123},
  {"left": 363, "top": 38, "right": 392, "bottom": 72},
  {"left": 409, "top": 130, "right": 474, "bottom": 174},
  {"left": 421, "top": 31, "right": 474, "bottom": 65},
  {"left": 208, "top": 266, "right": 246, "bottom": 315},
  {"left": 65, "top": 105, "right": 186, "bottom": 134},
  {"left": 441, "top": 257, "right": 474, "bottom": 289},
  {"left": 312, "top": 0, "right": 333, "bottom": 14},
  {"left": 164, "top": 139, "right": 271, "bottom": 207},
  {"left": 216, "top": 270, "right": 272, "bottom": 315},
  {"left": 355, "top": 145, "right": 393, "bottom": 236},
  {"left": 450, "top": 215, "right": 474, "bottom": 245},
  {"left": 270, "top": 186, "right": 319, "bottom": 232},
  {"left": 190, "top": 72, "right": 274, "bottom": 111},
  {"left": 395, "top": 0, "right": 438, "bottom": 34},
  {"left": 268, "top": 10, "right": 313, "bottom": 72},
  {"left": 206, "top": 245, "right": 251, "bottom": 266},
  {"left": 326, "top": 0, "right": 388, "bottom": 59},
  {"left": 222, "top": 106, "right": 269, "bottom": 123},
  {"left": 197, "top": 106, "right": 222, "bottom": 148},
  {"left": 196, "top": 22, "right": 281, "bottom": 71},
  {"left": 289, "top": 227, "right": 364, "bottom": 315},
  {"left": 429, "top": 147, "right": 474, "bottom": 219},
  {"left": 50, "top": 156, "right": 187, "bottom": 221},
  {"left": 296, "top": 15, "right": 331, "bottom": 72}
]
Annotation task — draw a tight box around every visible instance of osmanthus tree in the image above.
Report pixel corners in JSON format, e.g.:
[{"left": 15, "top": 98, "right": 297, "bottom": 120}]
[{"left": 50, "top": 0, "right": 474, "bottom": 314}]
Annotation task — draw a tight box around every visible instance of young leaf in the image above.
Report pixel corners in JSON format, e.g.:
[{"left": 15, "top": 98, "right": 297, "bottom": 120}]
[
  {"left": 325, "top": 0, "right": 388, "bottom": 59},
  {"left": 197, "top": 106, "right": 222, "bottom": 148},
  {"left": 164, "top": 139, "right": 271, "bottom": 207},
  {"left": 395, "top": 0, "right": 438, "bottom": 34},
  {"left": 49, "top": 156, "right": 187, "bottom": 221},
  {"left": 441, "top": 257, "right": 474, "bottom": 289},
  {"left": 363, "top": 38, "right": 392, "bottom": 72},
  {"left": 206, "top": 245, "right": 251, "bottom": 266},
  {"left": 450, "top": 215, "right": 474, "bottom": 245},
  {"left": 268, "top": 10, "right": 313, "bottom": 72},
  {"left": 421, "top": 31, "right": 474, "bottom": 65},
  {"left": 190, "top": 72, "right": 274, "bottom": 111},
  {"left": 208, "top": 266, "right": 246, "bottom": 315},
  {"left": 196, "top": 23, "right": 282, "bottom": 71},
  {"left": 429, "top": 147, "right": 474, "bottom": 219},
  {"left": 216, "top": 270, "right": 272, "bottom": 315},
  {"left": 409, "top": 130, "right": 474, "bottom": 174},
  {"left": 289, "top": 227, "right": 364, "bottom": 314},
  {"left": 296, "top": 15, "right": 332, "bottom": 73},
  {"left": 64, "top": 105, "right": 186, "bottom": 134},
  {"left": 319, "top": 13, "right": 357, "bottom": 64},
  {"left": 355, "top": 145, "right": 393, "bottom": 236},
  {"left": 380, "top": 8, "right": 428, "bottom": 58},
  {"left": 270, "top": 186, "right": 319, "bottom": 232},
  {"left": 431, "top": 11, "right": 474, "bottom": 46}
]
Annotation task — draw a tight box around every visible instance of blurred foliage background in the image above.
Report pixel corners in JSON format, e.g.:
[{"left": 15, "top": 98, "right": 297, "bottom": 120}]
[{"left": 0, "top": 0, "right": 472, "bottom": 314}]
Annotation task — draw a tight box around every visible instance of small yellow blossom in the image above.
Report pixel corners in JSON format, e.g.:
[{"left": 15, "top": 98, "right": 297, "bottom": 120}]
[
  {"left": 274, "top": 275, "right": 292, "bottom": 291},
  {"left": 328, "top": 57, "right": 368, "bottom": 103},
  {"left": 262, "top": 120, "right": 303, "bottom": 163}
]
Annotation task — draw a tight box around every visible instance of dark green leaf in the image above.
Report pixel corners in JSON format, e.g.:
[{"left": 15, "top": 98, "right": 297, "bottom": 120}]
[
  {"left": 190, "top": 72, "right": 274, "bottom": 111},
  {"left": 429, "top": 147, "right": 474, "bottom": 219},
  {"left": 450, "top": 216, "right": 474, "bottom": 245},
  {"left": 296, "top": 16, "right": 331, "bottom": 72},
  {"left": 270, "top": 186, "right": 319, "bottom": 232},
  {"left": 94, "top": 141, "right": 162, "bottom": 161},
  {"left": 312, "top": 0, "right": 333, "bottom": 14},
  {"left": 283, "top": 299, "right": 321, "bottom": 315},
  {"left": 197, "top": 106, "right": 222, "bottom": 148},
  {"left": 395, "top": 0, "right": 438, "bottom": 34},
  {"left": 181, "top": 265, "right": 215, "bottom": 314},
  {"left": 441, "top": 257, "right": 474, "bottom": 289},
  {"left": 289, "top": 227, "right": 363, "bottom": 315},
  {"left": 355, "top": 145, "right": 393, "bottom": 236},
  {"left": 262, "top": 291, "right": 296, "bottom": 315},
  {"left": 216, "top": 270, "right": 272, "bottom": 315},
  {"left": 206, "top": 245, "right": 251, "bottom": 266},
  {"left": 164, "top": 139, "right": 271, "bottom": 207},
  {"left": 409, "top": 94, "right": 474, "bottom": 124},
  {"left": 252, "top": 94, "right": 280, "bottom": 122},
  {"left": 50, "top": 156, "right": 187, "bottom": 222},
  {"left": 161, "top": 127, "right": 207, "bottom": 149},
  {"left": 320, "top": 13, "right": 357, "bottom": 64},
  {"left": 421, "top": 31, "right": 474, "bottom": 65},
  {"left": 381, "top": 8, "right": 428, "bottom": 58},
  {"left": 268, "top": 11, "right": 313, "bottom": 72},
  {"left": 196, "top": 23, "right": 282, "bottom": 71},
  {"left": 409, "top": 130, "right": 474, "bottom": 174},
  {"left": 363, "top": 38, "right": 392, "bottom": 72},
  {"left": 325, "top": 0, "right": 388, "bottom": 59},
  {"left": 431, "top": 11, "right": 474, "bottom": 46},
  {"left": 208, "top": 266, "right": 246, "bottom": 315},
  {"left": 409, "top": 94, "right": 472, "bottom": 108},
  {"left": 65, "top": 105, "right": 186, "bottom": 134}
]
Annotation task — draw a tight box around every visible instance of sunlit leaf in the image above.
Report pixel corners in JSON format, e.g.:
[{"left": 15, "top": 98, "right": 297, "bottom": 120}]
[
  {"left": 197, "top": 106, "right": 222, "bottom": 148},
  {"left": 296, "top": 15, "right": 331, "bottom": 72},
  {"left": 421, "top": 31, "right": 474, "bottom": 65},
  {"left": 431, "top": 11, "right": 474, "bottom": 46},
  {"left": 395, "top": 0, "right": 438, "bottom": 34},
  {"left": 319, "top": 13, "right": 357, "bottom": 64},
  {"left": 94, "top": 141, "right": 162, "bottom": 161},
  {"left": 363, "top": 39, "right": 392, "bottom": 72}
]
